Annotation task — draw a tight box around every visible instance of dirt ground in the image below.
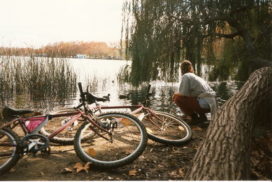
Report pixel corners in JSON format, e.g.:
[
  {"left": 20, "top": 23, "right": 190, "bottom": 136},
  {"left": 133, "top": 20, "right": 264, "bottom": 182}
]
[{"left": 1, "top": 124, "right": 271, "bottom": 181}]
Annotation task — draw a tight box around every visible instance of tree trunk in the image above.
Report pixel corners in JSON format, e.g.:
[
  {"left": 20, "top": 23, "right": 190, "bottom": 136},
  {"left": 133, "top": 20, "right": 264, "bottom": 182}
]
[{"left": 186, "top": 67, "right": 272, "bottom": 180}]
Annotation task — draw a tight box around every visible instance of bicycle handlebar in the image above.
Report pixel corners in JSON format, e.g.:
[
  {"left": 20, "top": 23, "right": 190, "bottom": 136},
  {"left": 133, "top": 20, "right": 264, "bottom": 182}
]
[
  {"left": 86, "top": 93, "right": 110, "bottom": 103},
  {"left": 77, "top": 82, "right": 110, "bottom": 105}
]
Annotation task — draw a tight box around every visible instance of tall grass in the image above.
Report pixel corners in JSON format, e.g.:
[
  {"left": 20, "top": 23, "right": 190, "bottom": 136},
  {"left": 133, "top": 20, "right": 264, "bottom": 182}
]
[{"left": 0, "top": 56, "right": 77, "bottom": 106}]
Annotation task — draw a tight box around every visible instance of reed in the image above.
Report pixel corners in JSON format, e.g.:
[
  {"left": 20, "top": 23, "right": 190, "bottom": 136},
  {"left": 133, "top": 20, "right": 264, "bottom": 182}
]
[
  {"left": 86, "top": 76, "right": 109, "bottom": 94},
  {"left": 0, "top": 56, "right": 77, "bottom": 105},
  {"left": 86, "top": 76, "right": 99, "bottom": 93}
]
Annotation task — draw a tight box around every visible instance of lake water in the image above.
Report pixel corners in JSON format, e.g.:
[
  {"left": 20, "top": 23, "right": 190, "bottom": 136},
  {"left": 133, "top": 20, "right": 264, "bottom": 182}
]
[
  {"left": 0, "top": 57, "right": 240, "bottom": 114},
  {"left": 68, "top": 58, "right": 182, "bottom": 114}
]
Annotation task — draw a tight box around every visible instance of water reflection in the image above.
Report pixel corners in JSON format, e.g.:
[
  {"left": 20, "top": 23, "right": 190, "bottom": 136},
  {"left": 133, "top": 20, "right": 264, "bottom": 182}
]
[
  {"left": 0, "top": 57, "right": 242, "bottom": 115},
  {"left": 114, "top": 80, "right": 242, "bottom": 115}
]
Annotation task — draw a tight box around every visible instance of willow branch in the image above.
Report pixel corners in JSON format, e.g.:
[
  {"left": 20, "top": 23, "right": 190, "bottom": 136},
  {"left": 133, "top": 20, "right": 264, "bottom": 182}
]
[{"left": 202, "top": 31, "right": 241, "bottom": 39}]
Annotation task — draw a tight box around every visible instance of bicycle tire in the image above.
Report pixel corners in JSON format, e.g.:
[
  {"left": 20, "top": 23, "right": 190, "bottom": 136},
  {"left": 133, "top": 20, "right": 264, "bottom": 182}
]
[
  {"left": 40, "top": 109, "right": 85, "bottom": 145},
  {"left": 142, "top": 111, "right": 192, "bottom": 145},
  {"left": 74, "top": 112, "right": 147, "bottom": 168},
  {"left": 0, "top": 128, "right": 21, "bottom": 175}
]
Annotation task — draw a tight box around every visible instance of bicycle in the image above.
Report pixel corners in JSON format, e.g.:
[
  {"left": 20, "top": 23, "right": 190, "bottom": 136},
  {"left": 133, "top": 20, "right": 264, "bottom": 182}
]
[
  {"left": 93, "top": 85, "right": 192, "bottom": 146},
  {"left": 0, "top": 82, "right": 148, "bottom": 174},
  {"left": 42, "top": 84, "right": 192, "bottom": 146}
]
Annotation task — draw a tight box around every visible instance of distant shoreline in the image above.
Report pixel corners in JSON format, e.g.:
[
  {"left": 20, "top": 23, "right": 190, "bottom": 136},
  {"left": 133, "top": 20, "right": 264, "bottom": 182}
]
[{"left": 0, "top": 55, "right": 128, "bottom": 61}]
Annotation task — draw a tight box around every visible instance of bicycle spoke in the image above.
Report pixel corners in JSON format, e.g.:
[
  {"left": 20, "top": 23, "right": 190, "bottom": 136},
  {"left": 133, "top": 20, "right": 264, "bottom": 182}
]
[
  {"left": 0, "top": 153, "right": 16, "bottom": 158},
  {"left": 0, "top": 143, "right": 17, "bottom": 147},
  {"left": 74, "top": 113, "right": 147, "bottom": 168},
  {"left": 142, "top": 111, "right": 192, "bottom": 145}
]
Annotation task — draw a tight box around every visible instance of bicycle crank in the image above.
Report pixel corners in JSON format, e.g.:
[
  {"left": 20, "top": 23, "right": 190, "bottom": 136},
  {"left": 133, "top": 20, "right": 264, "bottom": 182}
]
[{"left": 21, "top": 134, "right": 50, "bottom": 155}]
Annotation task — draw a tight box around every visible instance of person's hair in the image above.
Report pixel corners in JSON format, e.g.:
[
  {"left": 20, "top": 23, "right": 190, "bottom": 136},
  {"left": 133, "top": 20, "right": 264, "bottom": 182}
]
[{"left": 180, "top": 60, "right": 194, "bottom": 74}]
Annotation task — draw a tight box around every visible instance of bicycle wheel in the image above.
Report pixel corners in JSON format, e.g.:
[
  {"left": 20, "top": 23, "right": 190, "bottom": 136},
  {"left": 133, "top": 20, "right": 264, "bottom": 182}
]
[
  {"left": 142, "top": 111, "right": 192, "bottom": 145},
  {"left": 0, "top": 128, "right": 21, "bottom": 175},
  {"left": 74, "top": 112, "right": 147, "bottom": 168},
  {"left": 40, "top": 109, "right": 84, "bottom": 145}
]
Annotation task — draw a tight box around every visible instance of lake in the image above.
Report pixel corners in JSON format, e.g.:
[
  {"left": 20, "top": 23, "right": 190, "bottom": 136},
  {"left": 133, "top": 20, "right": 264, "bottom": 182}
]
[{"left": 0, "top": 57, "right": 240, "bottom": 115}]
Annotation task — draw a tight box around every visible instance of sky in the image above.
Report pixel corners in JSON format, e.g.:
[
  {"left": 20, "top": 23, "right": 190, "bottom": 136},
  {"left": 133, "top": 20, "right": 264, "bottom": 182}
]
[{"left": 0, "top": 0, "right": 125, "bottom": 48}]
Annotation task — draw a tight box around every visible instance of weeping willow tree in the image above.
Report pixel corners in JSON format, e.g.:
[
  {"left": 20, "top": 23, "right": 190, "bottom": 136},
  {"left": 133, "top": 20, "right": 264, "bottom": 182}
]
[{"left": 121, "top": 0, "right": 272, "bottom": 85}]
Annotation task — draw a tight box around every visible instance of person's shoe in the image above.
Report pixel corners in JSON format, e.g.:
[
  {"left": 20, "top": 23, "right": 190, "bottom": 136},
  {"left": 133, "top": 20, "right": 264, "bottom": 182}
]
[
  {"left": 190, "top": 113, "right": 199, "bottom": 121},
  {"left": 199, "top": 113, "right": 208, "bottom": 122},
  {"left": 189, "top": 113, "right": 208, "bottom": 125},
  {"left": 185, "top": 113, "right": 200, "bottom": 125}
]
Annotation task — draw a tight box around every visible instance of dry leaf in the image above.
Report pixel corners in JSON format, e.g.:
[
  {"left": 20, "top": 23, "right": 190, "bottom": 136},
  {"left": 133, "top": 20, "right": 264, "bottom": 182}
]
[
  {"left": 139, "top": 155, "right": 145, "bottom": 160},
  {"left": 169, "top": 168, "right": 185, "bottom": 178},
  {"left": 128, "top": 169, "right": 137, "bottom": 176},
  {"left": 178, "top": 126, "right": 185, "bottom": 131},
  {"left": 61, "top": 168, "right": 73, "bottom": 174},
  {"left": 169, "top": 170, "right": 177, "bottom": 176},
  {"left": 119, "top": 118, "right": 132, "bottom": 126},
  {"left": 73, "top": 162, "right": 91, "bottom": 173},
  {"left": 158, "top": 164, "right": 164, "bottom": 168},
  {"left": 87, "top": 148, "right": 96, "bottom": 157},
  {"left": 146, "top": 127, "right": 153, "bottom": 134},
  {"left": 73, "top": 162, "right": 82, "bottom": 169},
  {"left": 177, "top": 168, "right": 185, "bottom": 177}
]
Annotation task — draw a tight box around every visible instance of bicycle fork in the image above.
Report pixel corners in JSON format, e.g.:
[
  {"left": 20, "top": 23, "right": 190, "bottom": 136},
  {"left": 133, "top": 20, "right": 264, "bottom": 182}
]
[{"left": 83, "top": 114, "right": 115, "bottom": 143}]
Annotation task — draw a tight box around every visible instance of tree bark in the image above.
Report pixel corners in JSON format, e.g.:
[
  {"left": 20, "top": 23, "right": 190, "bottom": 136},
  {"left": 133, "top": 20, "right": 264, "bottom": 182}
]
[{"left": 186, "top": 67, "right": 272, "bottom": 180}]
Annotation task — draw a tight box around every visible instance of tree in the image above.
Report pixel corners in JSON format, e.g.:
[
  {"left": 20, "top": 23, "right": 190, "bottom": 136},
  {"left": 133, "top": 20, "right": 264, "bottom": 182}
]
[
  {"left": 122, "top": 0, "right": 272, "bottom": 85},
  {"left": 185, "top": 67, "right": 272, "bottom": 180}
]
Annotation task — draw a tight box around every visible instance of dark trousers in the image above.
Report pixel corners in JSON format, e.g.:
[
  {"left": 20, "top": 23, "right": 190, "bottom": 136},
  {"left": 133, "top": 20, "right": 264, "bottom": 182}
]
[{"left": 174, "top": 95, "right": 210, "bottom": 115}]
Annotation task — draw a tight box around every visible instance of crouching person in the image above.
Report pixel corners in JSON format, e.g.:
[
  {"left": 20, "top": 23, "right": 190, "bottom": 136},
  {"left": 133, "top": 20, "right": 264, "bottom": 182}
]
[{"left": 172, "top": 60, "right": 217, "bottom": 124}]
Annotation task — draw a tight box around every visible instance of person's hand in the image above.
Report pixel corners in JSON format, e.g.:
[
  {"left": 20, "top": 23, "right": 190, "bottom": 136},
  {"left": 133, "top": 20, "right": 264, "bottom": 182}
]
[{"left": 172, "top": 93, "right": 182, "bottom": 102}]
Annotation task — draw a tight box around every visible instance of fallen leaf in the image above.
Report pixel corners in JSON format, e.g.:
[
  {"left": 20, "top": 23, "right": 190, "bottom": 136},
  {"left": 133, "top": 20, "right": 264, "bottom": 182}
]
[
  {"left": 74, "top": 162, "right": 82, "bottom": 169},
  {"left": 61, "top": 168, "right": 73, "bottom": 174},
  {"left": 158, "top": 164, "right": 164, "bottom": 168},
  {"left": 128, "top": 169, "right": 137, "bottom": 176},
  {"left": 119, "top": 118, "right": 132, "bottom": 126},
  {"left": 169, "top": 170, "right": 177, "bottom": 177},
  {"left": 178, "top": 126, "right": 185, "bottom": 131},
  {"left": 87, "top": 148, "right": 96, "bottom": 157},
  {"left": 139, "top": 155, "right": 145, "bottom": 160},
  {"left": 73, "top": 162, "right": 91, "bottom": 173},
  {"left": 177, "top": 168, "right": 185, "bottom": 177}
]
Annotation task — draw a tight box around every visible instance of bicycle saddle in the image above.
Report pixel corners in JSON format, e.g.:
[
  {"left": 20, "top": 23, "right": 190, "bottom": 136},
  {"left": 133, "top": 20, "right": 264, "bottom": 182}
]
[{"left": 2, "top": 106, "right": 34, "bottom": 119}]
